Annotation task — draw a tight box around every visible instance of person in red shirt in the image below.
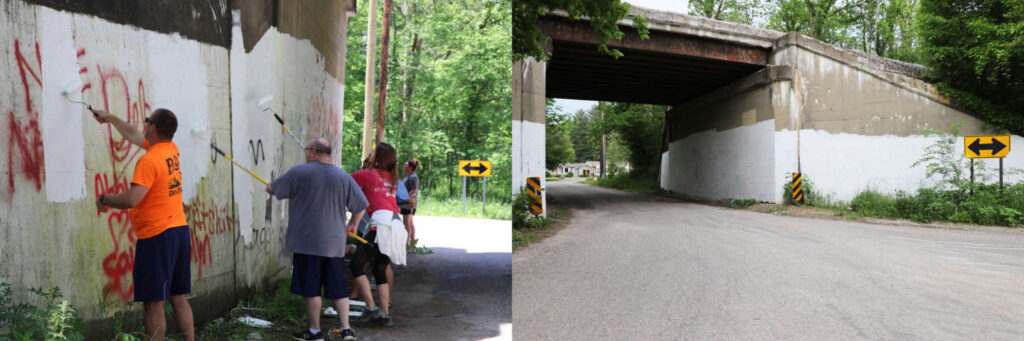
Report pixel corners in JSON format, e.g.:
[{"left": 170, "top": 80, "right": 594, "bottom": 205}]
[
  {"left": 93, "top": 108, "right": 195, "bottom": 341},
  {"left": 349, "top": 143, "right": 407, "bottom": 327}
]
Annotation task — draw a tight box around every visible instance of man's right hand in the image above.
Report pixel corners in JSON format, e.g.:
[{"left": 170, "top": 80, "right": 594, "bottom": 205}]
[{"left": 92, "top": 109, "right": 111, "bottom": 124}]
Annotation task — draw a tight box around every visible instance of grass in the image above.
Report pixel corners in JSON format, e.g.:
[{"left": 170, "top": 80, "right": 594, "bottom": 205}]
[
  {"left": 414, "top": 193, "right": 511, "bottom": 220},
  {"left": 582, "top": 172, "right": 663, "bottom": 194},
  {"left": 199, "top": 281, "right": 306, "bottom": 340},
  {"left": 512, "top": 208, "right": 568, "bottom": 250}
]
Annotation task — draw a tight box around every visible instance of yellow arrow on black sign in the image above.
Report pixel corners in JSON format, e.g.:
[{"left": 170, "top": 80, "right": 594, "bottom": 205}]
[{"left": 458, "top": 160, "right": 492, "bottom": 177}]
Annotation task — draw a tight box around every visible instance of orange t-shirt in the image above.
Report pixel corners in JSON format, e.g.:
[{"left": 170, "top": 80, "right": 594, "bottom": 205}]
[{"left": 130, "top": 140, "right": 188, "bottom": 239}]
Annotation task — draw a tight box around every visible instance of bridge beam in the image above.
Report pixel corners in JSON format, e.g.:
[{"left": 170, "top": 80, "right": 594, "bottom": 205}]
[{"left": 538, "top": 17, "right": 768, "bottom": 66}]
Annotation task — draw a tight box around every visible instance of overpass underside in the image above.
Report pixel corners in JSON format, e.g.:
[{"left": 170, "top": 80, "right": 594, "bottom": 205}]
[{"left": 515, "top": 8, "right": 1024, "bottom": 205}]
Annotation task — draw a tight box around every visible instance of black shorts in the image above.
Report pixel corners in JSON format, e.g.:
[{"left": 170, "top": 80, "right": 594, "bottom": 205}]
[
  {"left": 400, "top": 207, "right": 416, "bottom": 215},
  {"left": 133, "top": 225, "right": 191, "bottom": 302},
  {"left": 290, "top": 253, "right": 349, "bottom": 299}
]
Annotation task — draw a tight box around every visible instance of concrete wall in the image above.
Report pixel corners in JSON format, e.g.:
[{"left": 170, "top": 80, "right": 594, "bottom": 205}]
[
  {"left": 770, "top": 33, "right": 1022, "bottom": 202},
  {"left": 512, "top": 58, "right": 546, "bottom": 215},
  {"left": 0, "top": 0, "right": 349, "bottom": 333},
  {"left": 662, "top": 32, "right": 1024, "bottom": 203},
  {"left": 662, "top": 67, "right": 780, "bottom": 202}
]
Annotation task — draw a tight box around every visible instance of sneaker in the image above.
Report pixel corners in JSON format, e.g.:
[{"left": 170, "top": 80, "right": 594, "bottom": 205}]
[
  {"left": 354, "top": 306, "right": 380, "bottom": 323},
  {"left": 340, "top": 328, "right": 357, "bottom": 341},
  {"left": 377, "top": 314, "right": 393, "bottom": 327},
  {"left": 292, "top": 329, "right": 324, "bottom": 341}
]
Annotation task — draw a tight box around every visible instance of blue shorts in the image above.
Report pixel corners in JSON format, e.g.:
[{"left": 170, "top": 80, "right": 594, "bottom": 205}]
[
  {"left": 291, "top": 253, "right": 349, "bottom": 299},
  {"left": 134, "top": 225, "right": 191, "bottom": 302}
]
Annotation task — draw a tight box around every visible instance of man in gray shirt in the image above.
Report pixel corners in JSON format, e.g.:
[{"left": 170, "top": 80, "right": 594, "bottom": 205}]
[{"left": 267, "top": 137, "right": 367, "bottom": 341}]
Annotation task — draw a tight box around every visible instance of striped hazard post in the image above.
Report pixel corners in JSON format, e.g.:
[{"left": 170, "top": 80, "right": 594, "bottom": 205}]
[
  {"left": 792, "top": 172, "right": 804, "bottom": 204},
  {"left": 526, "top": 177, "right": 543, "bottom": 217}
]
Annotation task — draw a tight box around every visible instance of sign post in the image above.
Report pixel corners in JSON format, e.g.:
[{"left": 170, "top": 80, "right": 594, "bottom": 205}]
[
  {"left": 964, "top": 135, "right": 1011, "bottom": 190},
  {"left": 458, "top": 160, "right": 492, "bottom": 215}
]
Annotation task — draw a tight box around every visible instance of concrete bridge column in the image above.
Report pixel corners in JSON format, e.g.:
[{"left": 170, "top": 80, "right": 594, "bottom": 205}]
[{"left": 512, "top": 57, "right": 547, "bottom": 216}]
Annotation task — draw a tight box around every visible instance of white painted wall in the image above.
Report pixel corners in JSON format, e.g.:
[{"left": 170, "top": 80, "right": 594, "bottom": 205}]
[
  {"left": 513, "top": 120, "right": 546, "bottom": 215},
  {"left": 0, "top": 1, "right": 347, "bottom": 319},
  {"left": 229, "top": 11, "right": 345, "bottom": 288},
  {"left": 661, "top": 119, "right": 776, "bottom": 202}
]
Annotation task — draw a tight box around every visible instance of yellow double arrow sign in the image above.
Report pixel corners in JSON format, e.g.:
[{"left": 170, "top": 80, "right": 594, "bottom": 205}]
[
  {"left": 458, "top": 160, "right": 491, "bottom": 177},
  {"left": 964, "top": 135, "right": 1010, "bottom": 158}
]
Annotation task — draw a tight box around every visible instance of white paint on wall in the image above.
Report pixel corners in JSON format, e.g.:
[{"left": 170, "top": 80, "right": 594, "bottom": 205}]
[
  {"left": 512, "top": 120, "right": 545, "bottom": 215},
  {"left": 230, "top": 10, "right": 253, "bottom": 244},
  {"left": 773, "top": 129, "right": 1024, "bottom": 203},
  {"left": 148, "top": 32, "right": 211, "bottom": 204},
  {"left": 661, "top": 119, "right": 776, "bottom": 202},
  {"left": 38, "top": 7, "right": 86, "bottom": 202}
]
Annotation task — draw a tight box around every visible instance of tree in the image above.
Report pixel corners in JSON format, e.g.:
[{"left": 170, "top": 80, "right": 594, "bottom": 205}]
[
  {"left": 689, "top": 0, "right": 760, "bottom": 24},
  {"left": 570, "top": 109, "right": 600, "bottom": 163},
  {"left": 592, "top": 102, "right": 665, "bottom": 175},
  {"left": 344, "top": 0, "right": 513, "bottom": 202},
  {"left": 513, "top": 0, "right": 649, "bottom": 60},
  {"left": 545, "top": 100, "right": 576, "bottom": 170},
  {"left": 766, "top": 0, "right": 858, "bottom": 46},
  {"left": 918, "top": 0, "right": 1024, "bottom": 135}
]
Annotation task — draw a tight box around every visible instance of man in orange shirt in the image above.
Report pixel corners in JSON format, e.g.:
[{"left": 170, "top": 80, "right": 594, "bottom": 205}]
[{"left": 93, "top": 108, "right": 195, "bottom": 341}]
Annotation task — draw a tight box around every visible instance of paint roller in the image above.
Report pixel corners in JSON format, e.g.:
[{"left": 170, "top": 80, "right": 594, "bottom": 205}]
[
  {"left": 60, "top": 79, "right": 97, "bottom": 117},
  {"left": 258, "top": 95, "right": 305, "bottom": 151}
]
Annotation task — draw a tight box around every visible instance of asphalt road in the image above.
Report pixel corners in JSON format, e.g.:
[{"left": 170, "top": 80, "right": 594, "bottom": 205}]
[
  {"left": 513, "top": 180, "right": 1024, "bottom": 340},
  {"left": 356, "top": 216, "right": 511, "bottom": 341}
]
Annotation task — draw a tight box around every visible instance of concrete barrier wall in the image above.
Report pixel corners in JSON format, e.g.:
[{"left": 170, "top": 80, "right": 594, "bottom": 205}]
[
  {"left": 662, "top": 69, "right": 777, "bottom": 202},
  {"left": 513, "top": 58, "right": 547, "bottom": 214},
  {"left": 771, "top": 34, "right": 1024, "bottom": 202},
  {"left": 0, "top": 0, "right": 348, "bottom": 330},
  {"left": 663, "top": 32, "right": 1024, "bottom": 203}
]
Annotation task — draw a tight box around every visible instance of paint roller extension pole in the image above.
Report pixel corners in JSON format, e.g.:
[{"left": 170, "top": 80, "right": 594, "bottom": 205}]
[
  {"left": 210, "top": 143, "right": 269, "bottom": 185},
  {"left": 272, "top": 113, "right": 306, "bottom": 151},
  {"left": 348, "top": 232, "right": 368, "bottom": 244}
]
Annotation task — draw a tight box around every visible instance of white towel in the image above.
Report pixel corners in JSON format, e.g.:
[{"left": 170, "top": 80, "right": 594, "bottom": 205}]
[{"left": 370, "top": 210, "right": 407, "bottom": 266}]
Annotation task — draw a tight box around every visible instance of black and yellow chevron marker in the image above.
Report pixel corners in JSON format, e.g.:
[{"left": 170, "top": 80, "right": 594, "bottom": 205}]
[
  {"left": 791, "top": 172, "right": 804, "bottom": 204},
  {"left": 526, "top": 177, "right": 543, "bottom": 216}
]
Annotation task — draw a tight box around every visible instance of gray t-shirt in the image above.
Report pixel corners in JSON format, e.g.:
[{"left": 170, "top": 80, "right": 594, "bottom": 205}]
[
  {"left": 271, "top": 162, "right": 368, "bottom": 258},
  {"left": 403, "top": 173, "right": 419, "bottom": 207}
]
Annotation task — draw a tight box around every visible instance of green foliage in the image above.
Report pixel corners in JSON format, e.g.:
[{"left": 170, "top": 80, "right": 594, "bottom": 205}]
[
  {"left": 513, "top": 0, "right": 649, "bottom": 60},
  {"left": 565, "top": 172, "right": 574, "bottom": 178},
  {"left": 545, "top": 100, "right": 576, "bottom": 170},
  {"left": 725, "top": 198, "right": 760, "bottom": 208},
  {"left": 912, "top": 122, "right": 989, "bottom": 199},
  {"left": 586, "top": 171, "right": 662, "bottom": 194},
  {"left": 763, "top": 0, "right": 921, "bottom": 63},
  {"left": 592, "top": 103, "right": 665, "bottom": 176},
  {"left": 407, "top": 238, "right": 434, "bottom": 255},
  {"left": 344, "top": 0, "right": 513, "bottom": 205},
  {"left": 414, "top": 192, "right": 511, "bottom": 220},
  {"left": 919, "top": 0, "right": 1024, "bottom": 135},
  {"left": 782, "top": 173, "right": 815, "bottom": 205},
  {"left": 0, "top": 284, "right": 83, "bottom": 341},
  {"left": 689, "top": 0, "right": 759, "bottom": 24}
]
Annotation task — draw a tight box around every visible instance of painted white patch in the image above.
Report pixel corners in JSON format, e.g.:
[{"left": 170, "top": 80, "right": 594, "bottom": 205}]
[
  {"left": 512, "top": 120, "right": 546, "bottom": 215},
  {"left": 662, "top": 120, "right": 776, "bottom": 201},
  {"left": 148, "top": 32, "right": 210, "bottom": 204},
  {"left": 38, "top": 7, "right": 86, "bottom": 202},
  {"left": 230, "top": 10, "right": 253, "bottom": 244}
]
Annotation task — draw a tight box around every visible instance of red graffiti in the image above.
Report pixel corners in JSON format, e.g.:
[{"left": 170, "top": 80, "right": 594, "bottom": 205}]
[
  {"left": 5, "top": 39, "right": 46, "bottom": 197},
  {"left": 184, "top": 196, "right": 233, "bottom": 280},
  {"left": 306, "top": 94, "right": 340, "bottom": 145},
  {"left": 96, "top": 172, "right": 136, "bottom": 301}
]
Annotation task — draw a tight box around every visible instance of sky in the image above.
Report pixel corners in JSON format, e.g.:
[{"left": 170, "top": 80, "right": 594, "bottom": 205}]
[{"left": 551, "top": 0, "right": 687, "bottom": 116}]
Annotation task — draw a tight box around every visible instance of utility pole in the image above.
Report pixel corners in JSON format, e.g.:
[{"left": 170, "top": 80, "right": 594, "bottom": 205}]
[
  {"left": 600, "top": 110, "right": 606, "bottom": 178},
  {"left": 361, "top": 0, "right": 379, "bottom": 161},
  {"left": 374, "top": 0, "right": 394, "bottom": 145}
]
